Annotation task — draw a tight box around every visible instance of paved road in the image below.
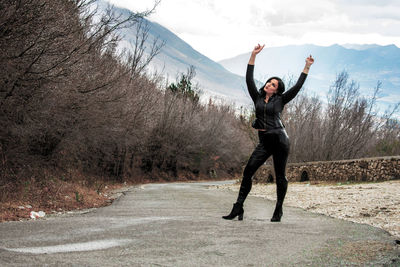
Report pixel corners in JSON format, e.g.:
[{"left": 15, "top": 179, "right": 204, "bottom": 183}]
[{"left": 1, "top": 180, "right": 399, "bottom": 266}]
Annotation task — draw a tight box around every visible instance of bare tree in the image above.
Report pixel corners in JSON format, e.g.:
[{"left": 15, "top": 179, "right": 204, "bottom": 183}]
[
  {"left": 322, "top": 72, "right": 388, "bottom": 160},
  {"left": 284, "top": 94, "right": 324, "bottom": 162}
]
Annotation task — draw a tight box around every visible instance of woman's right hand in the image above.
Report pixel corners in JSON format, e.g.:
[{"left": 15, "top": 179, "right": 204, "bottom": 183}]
[{"left": 252, "top": 44, "right": 265, "bottom": 55}]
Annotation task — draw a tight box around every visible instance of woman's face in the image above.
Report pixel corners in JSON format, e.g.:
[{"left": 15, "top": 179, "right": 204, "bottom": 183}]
[{"left": 263, "top": 79, "right": 279, "bottom": 95}]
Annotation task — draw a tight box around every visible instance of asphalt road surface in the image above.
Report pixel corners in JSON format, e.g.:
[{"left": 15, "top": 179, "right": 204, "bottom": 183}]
[{"left": 1, "top": 180, "right": 399, "bottom": 266}]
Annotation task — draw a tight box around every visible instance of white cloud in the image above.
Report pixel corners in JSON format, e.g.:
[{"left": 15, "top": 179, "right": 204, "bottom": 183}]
[
  {"left": 106, "top": 0, "right": 400, "bottom": 61},
  {"left": 379, "top": 94, "right": 400, "bottom": 104}
]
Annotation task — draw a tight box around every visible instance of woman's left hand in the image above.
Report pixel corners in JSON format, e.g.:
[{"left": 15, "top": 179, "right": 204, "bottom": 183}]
[
  {"left": 303, "top": 55, "right": 314, "bottom": 74},
  {"left": 306, "top": 55, "right": 314, "bottom": 66}
]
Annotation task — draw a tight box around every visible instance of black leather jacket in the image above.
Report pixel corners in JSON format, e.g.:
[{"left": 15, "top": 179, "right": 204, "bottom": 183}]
[{"left": 246, "top": 64, "right": 307, "bottom": 132}]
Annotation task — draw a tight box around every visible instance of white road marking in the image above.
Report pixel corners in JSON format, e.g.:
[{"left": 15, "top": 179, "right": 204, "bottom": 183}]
[{"left": 3, "top": 239, "right": 131, "bottom": 254}]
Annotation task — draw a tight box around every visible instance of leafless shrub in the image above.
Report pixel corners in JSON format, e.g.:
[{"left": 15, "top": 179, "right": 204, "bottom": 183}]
[
  {"left": 0, "top": 0, "right": 251, "bottom": 186},
  {"left": 282, "top": 71, "right": 400, "bottom": 162}
]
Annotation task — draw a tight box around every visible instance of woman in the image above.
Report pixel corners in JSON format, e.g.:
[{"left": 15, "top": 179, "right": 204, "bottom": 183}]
[{"left": 223, "top": 44, "right": 314, "bottom": 222}]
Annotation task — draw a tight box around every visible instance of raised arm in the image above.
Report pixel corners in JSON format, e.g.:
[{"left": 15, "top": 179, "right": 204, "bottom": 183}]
[
  {"left": 248, "top": 44, "right": 264, "bottom": 65},
  {"left": 282, "top": 55, "right": 314, "bottom": 104},
  {"left": 246, "top": 44, "right": 265, "bottom": 102}
]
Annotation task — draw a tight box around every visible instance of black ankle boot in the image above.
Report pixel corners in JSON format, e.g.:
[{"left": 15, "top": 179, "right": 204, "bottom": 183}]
[
  {"left": 222, "top": 203, "right": 244, "bottom": 220},
  {"left": 270, "top": 204, "right": 283, "bottom": 222}
]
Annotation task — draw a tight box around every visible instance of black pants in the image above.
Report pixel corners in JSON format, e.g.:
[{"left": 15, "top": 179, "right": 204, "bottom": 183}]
[{"left": 237, "top": 130, "right": 290, "bottom": 205}]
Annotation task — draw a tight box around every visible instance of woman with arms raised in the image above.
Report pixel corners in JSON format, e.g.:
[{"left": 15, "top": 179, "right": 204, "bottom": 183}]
[{"left": 223, "top": 44, "right": 314, "bottom": 222}]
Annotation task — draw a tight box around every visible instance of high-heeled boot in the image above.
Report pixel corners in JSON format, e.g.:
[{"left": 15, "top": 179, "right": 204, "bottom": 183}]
[
  {"left": 222, "top": 202, "right": 244, "bottom": 220},
  {"left": 270, "top": 202, "right": 283, "bottom": 222},
  {"left": 271, "top": 177, "right": 288, "bottom": 222}
]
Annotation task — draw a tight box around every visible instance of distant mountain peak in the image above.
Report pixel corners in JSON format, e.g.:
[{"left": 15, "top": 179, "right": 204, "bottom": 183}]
[{"left": 341, "top": 43, "right": 384, "bottom": 50}]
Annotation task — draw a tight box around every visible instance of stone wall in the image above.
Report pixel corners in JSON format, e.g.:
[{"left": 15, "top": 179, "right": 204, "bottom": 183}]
[{"left": 253, "top": 156, "right": 400, "bottom": 183}]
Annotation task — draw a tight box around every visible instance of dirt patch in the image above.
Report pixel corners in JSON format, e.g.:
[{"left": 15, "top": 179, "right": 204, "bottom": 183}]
[
  {"left": 0, "top": 175, "right": 132, "bottom": 222},
  {"left": 216, "top": 180, "right": 400, "bottom": 239}
]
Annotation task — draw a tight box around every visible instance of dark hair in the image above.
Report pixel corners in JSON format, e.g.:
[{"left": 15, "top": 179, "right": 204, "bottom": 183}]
[{"left": 258, "top": 76, "right": 285, "bottom": 98}]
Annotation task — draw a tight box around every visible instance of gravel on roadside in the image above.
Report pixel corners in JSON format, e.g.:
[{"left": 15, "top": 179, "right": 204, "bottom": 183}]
[{"left": 215, "top": 180, "right": 400, "bottom": 239}]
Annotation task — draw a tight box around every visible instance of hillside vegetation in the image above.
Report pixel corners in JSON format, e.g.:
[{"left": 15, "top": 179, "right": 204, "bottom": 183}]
[{"left": 0, "top": 0, "right": 252, "bottom": 210}]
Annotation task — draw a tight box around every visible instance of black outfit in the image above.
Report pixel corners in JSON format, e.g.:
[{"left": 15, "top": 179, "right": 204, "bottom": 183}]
[{"left": 224, "top": 64, "right": 307, "bottom": 221}]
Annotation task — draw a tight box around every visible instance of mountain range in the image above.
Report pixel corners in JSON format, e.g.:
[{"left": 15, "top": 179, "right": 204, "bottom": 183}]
[
  {"left": 219, "top": 44, "right": 400, "bottom": 108},
  {"left": 105, "top": 1, "right": 400, "bottom": 112}
]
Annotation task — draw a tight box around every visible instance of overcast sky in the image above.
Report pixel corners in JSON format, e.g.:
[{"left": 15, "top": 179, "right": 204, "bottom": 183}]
[{"left": 107, "top": 0, "right": 400, "bottom": 61}]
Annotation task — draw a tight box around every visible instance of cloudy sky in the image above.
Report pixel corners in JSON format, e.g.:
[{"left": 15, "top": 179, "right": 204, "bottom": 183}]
[{"left": 107, "top": 0, "right": 400, "bottom": 61}]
